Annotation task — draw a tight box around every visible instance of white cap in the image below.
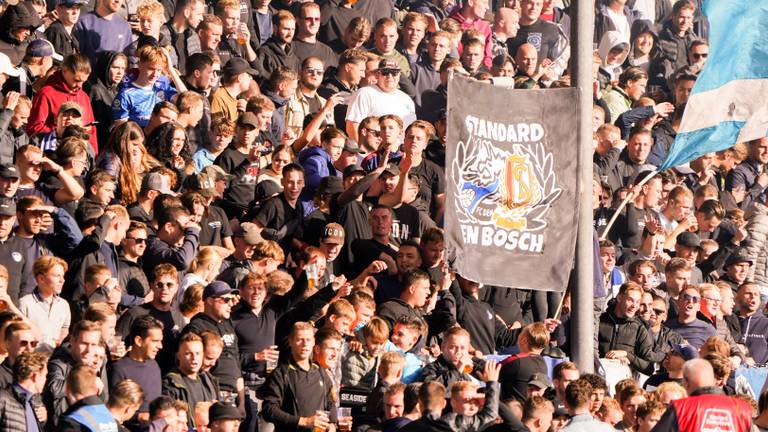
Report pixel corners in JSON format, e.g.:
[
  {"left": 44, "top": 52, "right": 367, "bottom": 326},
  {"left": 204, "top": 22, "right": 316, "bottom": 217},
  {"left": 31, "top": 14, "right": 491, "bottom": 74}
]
[{"left": 0, "top": 53, "right": 20, "bottom": 77}]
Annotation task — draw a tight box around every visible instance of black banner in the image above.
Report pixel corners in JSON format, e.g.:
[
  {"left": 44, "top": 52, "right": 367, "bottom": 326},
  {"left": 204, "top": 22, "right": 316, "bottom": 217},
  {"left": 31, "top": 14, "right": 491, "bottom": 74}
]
[{"left": 445, "top": 76, "right": 579, "bottom": 292}]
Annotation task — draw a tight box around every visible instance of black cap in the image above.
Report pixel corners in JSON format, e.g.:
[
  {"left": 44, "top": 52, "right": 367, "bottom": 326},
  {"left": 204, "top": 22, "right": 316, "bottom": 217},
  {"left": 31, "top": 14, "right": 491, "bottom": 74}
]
[
  {"left": 670, "top": 343, "right": 698, "bottom": 361},
  {"left": 527, "top": 373, "right": 550, "bottom": 389},
  {"left": 318, "top": 176, "right": 343, "bottom": 195},
  {"left": 255, "top": 180, "right": 282, "bottom": 203},
  {"left": 343, "top": 164, "right": 365, "bottom": 179},
  {"left": 0, "top": 164, "right": 19, "bottom": 179},
  {"left": 378, "top": 58, "right": 400, "bottom": 71},
  {"left": 208, "top": 402, "right": 243, "bottom": 422},
  {"left": 343, "top": 140, "right": 364, "bottom": 154},
  {"left": 237, "top": 112, "right": 259, "bottom": 129},
  {"left": 223, "top": 57, "right": 258, "bottom": 77},
  {"left": 725, "top": 249, "right": 753, "bottom": 268},
  {"left": 202, "top": 280, "right": 239, "bottom": 299},
  {"left": 0, "top": 197, "right": 15, "bottom": 216},
  {"left": 233, "top": 222, "right": 263, "bottom": 246},
  {"left": 676, "top": 231, "right": 701, "bottom": 249},
  {"left": 382, "top": 164, "right": 400, "bottom": 177}
]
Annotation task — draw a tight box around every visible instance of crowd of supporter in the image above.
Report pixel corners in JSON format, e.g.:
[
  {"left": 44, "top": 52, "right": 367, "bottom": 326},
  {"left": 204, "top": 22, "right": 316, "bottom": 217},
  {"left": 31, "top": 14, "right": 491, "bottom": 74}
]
[{"left": 0, "top": 0, "right": 762, "bottom": 430}]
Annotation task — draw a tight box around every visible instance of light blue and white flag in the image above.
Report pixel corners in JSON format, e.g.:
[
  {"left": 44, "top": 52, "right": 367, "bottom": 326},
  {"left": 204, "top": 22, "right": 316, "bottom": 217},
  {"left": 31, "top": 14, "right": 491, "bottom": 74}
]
[{"left": 659, "top": 0, "right": 768, "bottom": 171}]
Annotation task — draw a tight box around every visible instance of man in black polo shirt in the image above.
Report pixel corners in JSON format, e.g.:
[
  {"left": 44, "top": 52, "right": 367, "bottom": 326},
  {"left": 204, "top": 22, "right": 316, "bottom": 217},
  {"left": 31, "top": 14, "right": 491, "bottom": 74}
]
[
  {"left": 254, "top": 163, "right": 305, "bottom": 252},
  {"left": 182, "top": 281, "right": 242, "bottom": 403},
  {"left": 258, "top": 321, "right": 337, "bottom": 432}
]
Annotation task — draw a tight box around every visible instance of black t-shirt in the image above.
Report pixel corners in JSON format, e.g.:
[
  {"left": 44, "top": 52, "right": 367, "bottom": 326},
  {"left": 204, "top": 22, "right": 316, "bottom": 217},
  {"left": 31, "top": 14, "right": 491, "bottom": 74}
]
[
  {"left": 350, "top": 238, "right": 397, "bottom": 278},
  {"left": 334, "top": 199, "right": 372, "bottom": 276},
  {"left": 255, "top": 194, "right": 303, "bottom": 251},
  {"left": 110, "top": 357, "right": 162, "bottom": 412},
  {"left": 303, "top": 209, "right": 329, "bottom": 247},
  {"left": 127, "top": 202, "right": 152, "bottom": 225},
  {"left": 507, "top": 18, "right": 562, "bottom": 62},
  {"left": 391, "top": 203, "right": 422, "bottom": 246},
  {"left": 499, "top": 354, "right": 548, "bottom": 402},
  {"left": 290, "top": 39, "right": 338, "bottom": 68},
  {"left": 409, "top": 158, "right": 445, "bottom": 214},
  {"left": 182, "top": 374, "right": 209, "bottom": 409},
  {"left": 616, "top": 204, "right": 658, "bottom": 250},
  {"left": 117, "top": 305, "right": 179, "bottom": 374},
  {"left": 216, "top": 146, "right": 259, "bottom": 210},
  {"left": 199, "top": 205, "right": 234, "bottom": 247}
]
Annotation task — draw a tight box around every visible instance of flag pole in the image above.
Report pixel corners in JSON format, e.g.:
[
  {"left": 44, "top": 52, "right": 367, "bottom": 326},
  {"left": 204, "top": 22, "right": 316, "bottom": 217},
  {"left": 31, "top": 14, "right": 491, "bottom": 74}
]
[
  {"left": 598, "top": 170, "right": 659, "bottom": 241},
  {"left": 572, "top": 0, "right": 595, "bottom": 374}
]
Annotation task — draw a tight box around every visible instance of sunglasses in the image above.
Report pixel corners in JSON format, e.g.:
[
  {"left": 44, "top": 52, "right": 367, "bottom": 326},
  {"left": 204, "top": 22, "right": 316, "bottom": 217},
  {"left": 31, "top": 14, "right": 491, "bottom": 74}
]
[
  {"left": 212, "top": 69, "right": 221, "bottom": 76},
  {"left": 652, "top": 308, "right": 666, "bottom": 315},
  {"left": 681, "top": 294, "right": 700, "bottom": 303},
  {"left": 216, "top": 295, "right": 237, "bottom": 303},
  {"left": 155, "top": 282, "right": 175, "bottom": 289},
  {"left": 127, "top": 237, "right": 147, "bottom": 244},
  {"left": 379, "top": 68, "right": 400, "bottom": 76},
  {"left": 19, "top": 340, "right": 38, "bottom": 348},
  {"left": 692, "top": 53, "right": 708, "bottom": 59},
  {"left": 365, "top": 128, "right": 381, "bottom": 137},
  {"left": 304, "top": 68, "right": 323, "bottom": 75}
]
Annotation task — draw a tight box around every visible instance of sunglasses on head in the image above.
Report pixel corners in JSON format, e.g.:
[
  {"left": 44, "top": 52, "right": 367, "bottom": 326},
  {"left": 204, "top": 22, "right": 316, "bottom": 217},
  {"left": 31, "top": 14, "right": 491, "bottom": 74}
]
[{"left": 379, "top": 68, "right": 400, "bottom": 76}]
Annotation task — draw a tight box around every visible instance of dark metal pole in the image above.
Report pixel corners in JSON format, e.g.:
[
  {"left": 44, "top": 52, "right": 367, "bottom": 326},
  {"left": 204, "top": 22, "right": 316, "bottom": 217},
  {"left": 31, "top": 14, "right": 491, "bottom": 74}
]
[{"left": 571, "top": 0, "right": 595, "bottom": 373}]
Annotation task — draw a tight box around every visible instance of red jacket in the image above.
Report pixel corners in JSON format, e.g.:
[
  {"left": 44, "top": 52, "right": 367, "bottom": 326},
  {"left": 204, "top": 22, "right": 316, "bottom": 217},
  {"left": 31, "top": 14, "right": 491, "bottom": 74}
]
[
  {"left": 652, "top": 387, "right": 752, "bottom": 432},
  {"left": 27, "top": 70, "right": 98, "bottom": 153}
]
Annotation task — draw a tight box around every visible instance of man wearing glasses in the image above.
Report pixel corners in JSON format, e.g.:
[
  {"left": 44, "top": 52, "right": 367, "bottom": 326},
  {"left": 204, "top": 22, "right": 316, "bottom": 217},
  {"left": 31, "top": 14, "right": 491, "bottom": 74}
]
[
  {"left": 665, "top": 286, "right": 716, "bottom": 350},
  {"left": 0, "top": 322, "right": 38, "bottom": 388},
  {"left": 345, "top": 59, "right": 416, "bottom": 144},
  {"left": 117, "top": 263, "right": 185, "bottom": 373},
  {"left": 286, "top": 56, "right": 334, "bottom": 137},
  {"left": 291, "top": 2, "right": 337, "bottom": 68},
  {"left": 646, "top": 296, "right": 684, "bottom": 366},
  {"left": 182, "top": 281, "right": 243, "bottom": 406}
]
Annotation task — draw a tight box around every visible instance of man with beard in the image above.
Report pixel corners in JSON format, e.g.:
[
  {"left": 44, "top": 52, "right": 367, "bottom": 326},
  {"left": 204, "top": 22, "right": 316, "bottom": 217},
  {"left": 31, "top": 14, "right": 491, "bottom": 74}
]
[
  {"left": 736, "top": 282, "right": 768, "bottom": 364},
  {"left": 256, "top": 10, "right": 300, "bottom": 80},
  {"left": 285, "top": 57, "right": 333, "bottom": 136},
  {"left": 597, "top": 282, "right": 655, "bottom": 374},
  {"left": 117, "top": 264, "right": 186, "bottom": 373}
]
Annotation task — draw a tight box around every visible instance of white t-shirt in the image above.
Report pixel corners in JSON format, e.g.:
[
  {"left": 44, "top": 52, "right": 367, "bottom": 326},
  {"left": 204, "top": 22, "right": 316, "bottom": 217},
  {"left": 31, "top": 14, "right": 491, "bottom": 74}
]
[
  {"left": 345, "top": 85, "right": 417, "bottom": 128},
  {"left": 606, "top": 8, "right": 631, "bottom": 42},
  {"left": 633, "top": 0, "right": 656, "bottom": 23}
]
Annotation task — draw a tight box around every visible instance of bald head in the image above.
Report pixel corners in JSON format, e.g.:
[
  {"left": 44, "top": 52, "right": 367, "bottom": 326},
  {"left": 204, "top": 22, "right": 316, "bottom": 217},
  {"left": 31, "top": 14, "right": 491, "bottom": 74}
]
[
  {"left": 494, "top": 8, "right": 520, "bottom": 37},
  {"left": 515, "top": 43, "right": 538, "bottom": 77},
  {"left": 683, "top": 359, "right": 716, "bottom": 393}
]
